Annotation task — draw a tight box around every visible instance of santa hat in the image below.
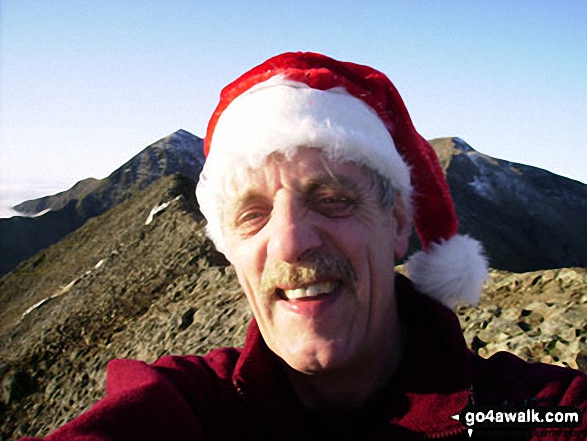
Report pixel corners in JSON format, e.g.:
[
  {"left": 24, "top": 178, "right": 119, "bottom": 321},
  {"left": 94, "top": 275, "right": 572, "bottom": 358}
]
[{"left": 196, "top": 52, "right": 487, "bottom": 308}]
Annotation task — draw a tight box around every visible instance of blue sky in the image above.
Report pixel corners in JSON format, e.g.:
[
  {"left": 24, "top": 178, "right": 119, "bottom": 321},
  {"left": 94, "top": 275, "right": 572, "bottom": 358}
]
[{"left": 1, "top": 0, "right": 586, "bottom": 216}]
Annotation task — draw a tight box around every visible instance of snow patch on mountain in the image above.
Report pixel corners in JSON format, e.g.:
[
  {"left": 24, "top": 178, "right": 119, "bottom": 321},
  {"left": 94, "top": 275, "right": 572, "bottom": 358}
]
[
  {"left": 465, "top": 149, "right": 532, "bottom": 204},
  {"left": 21, "top": 256, "right": 110, "bottom": 320},
  {"left": 145, "top": 196, "right": 182, "bottom": 225},
  {"left": 469, "top": 176, "right": 494, "bottom": 199}
]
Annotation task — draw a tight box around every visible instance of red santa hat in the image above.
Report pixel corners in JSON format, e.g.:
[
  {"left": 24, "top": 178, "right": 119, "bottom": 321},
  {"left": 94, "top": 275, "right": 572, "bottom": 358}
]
[{"left": 196, "top": 52, "right": 487, "bottom": 308}]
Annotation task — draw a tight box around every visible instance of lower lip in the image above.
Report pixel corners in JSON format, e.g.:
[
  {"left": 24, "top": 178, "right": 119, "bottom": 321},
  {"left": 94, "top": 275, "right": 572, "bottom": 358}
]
[{"left": 277, "top": 286, "right": 342, "bottom": 315}]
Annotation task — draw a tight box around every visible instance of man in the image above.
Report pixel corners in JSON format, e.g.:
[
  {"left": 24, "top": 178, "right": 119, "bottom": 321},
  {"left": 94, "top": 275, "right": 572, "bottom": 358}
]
[{"left": 23, "top": 52, "right": 586, "bottom": 440}]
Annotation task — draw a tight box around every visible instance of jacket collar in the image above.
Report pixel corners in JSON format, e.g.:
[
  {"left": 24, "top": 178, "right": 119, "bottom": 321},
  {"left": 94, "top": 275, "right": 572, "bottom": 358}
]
[{"left": 232, "top": 274, "right": 472, "bottom": 437}]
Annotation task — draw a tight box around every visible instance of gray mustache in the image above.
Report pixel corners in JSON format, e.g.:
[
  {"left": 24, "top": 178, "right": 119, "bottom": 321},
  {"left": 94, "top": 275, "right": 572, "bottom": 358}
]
[{"left": 259, "top": 254, "right": 357, "bottom": 298}]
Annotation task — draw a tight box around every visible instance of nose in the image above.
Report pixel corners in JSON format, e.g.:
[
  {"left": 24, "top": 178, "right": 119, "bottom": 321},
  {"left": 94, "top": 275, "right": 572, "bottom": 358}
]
[{"left": 266, "top": 191, "right": 322, "bottom": 264}]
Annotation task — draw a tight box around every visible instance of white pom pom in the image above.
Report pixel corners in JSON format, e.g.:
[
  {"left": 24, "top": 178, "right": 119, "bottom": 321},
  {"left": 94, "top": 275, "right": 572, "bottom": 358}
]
[{"left": 405, "top": 235, "right": 488, "bottom": 309}]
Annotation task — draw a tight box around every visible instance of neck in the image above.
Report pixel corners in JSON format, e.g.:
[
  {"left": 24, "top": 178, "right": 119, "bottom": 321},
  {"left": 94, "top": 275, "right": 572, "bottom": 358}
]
[{"left": 284, "top": 315, "right": 405, "bottom": 411}]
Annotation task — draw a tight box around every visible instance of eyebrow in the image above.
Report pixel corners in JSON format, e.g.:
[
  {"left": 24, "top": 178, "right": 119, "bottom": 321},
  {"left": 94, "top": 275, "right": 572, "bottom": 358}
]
[
  {"left": 231, "top": 170, "right": 364, "bottom": 212},
  {"left": 233, "top": 190, "right": 270, "bottom": 210},
  {"left": 304, "top": 174, "right": 362, "bottom": 195}
]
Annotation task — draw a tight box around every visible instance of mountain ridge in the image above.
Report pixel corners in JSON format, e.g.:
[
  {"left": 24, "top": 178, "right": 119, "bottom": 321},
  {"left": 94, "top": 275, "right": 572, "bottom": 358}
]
[
  {"left": 15, "top": 129, "right": 204, "bottom": 217},
  {"left": 0, "top": 130, "right": 204, "bottom": 276},
  {"left": 13, "top": 178, "right": 102, "bottom": 215},
  {"left": 2, "top": 134, "right": 586, "bottom": 277},
  {"left": 434, "top": 137, "right": 587, "bottom": 271}
]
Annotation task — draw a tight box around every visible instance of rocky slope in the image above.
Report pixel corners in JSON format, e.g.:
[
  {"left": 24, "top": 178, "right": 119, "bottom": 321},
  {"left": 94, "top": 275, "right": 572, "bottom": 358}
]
[
  {"left": 0, "top": 130, "right": 204, "bottom": 276},
  {"left": 1, "top": 171, "right": 586, "bottom": 439},
  {"left": 457, "top": 268, "right": 587, "bottom": 370},
  {"left": 0, "top": 174, "right": 236, "bottom": 438}
]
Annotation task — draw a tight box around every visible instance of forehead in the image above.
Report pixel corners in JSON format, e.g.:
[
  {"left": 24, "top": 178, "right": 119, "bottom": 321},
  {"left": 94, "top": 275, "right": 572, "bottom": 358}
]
[{"left": 227, "top": 148, "right": 370, "bottom": 200}]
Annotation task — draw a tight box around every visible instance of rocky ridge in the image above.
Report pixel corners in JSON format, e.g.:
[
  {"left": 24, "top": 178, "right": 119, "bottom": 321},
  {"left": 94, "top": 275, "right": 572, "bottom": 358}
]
[{"left": 0, "top": 130, "right": 205, "bottom": 276}]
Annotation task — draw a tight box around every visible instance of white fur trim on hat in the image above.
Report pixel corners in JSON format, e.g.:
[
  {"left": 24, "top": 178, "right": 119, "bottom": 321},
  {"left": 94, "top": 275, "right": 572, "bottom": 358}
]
[
  {"left": 196, "top": 76, "right": 412, "bottom": 254},
  {"left": 405, "top": 234, "right": 488, "bottom": 308}
]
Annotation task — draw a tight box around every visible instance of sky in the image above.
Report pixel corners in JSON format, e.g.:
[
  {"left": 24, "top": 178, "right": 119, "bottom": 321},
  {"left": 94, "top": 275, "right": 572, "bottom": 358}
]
[{"left": 1, "top": 0, "right": 586, "bottom": 217}]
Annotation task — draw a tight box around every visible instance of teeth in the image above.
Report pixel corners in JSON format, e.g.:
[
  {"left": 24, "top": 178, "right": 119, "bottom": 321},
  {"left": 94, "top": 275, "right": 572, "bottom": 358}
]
[{"left": 283, "top": 282, "right": 336, "bottom": 300}]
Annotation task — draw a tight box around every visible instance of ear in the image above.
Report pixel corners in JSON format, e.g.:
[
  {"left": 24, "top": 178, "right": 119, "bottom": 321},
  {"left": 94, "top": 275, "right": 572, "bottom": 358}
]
[{"left": 393, "top": 197, "right": 411, "bottom": 260}]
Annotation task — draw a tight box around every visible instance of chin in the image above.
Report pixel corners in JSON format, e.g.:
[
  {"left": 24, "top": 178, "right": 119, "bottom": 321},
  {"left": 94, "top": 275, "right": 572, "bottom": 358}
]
[{"left": 277, "top": 340, "right": 350, "bottom": 375}]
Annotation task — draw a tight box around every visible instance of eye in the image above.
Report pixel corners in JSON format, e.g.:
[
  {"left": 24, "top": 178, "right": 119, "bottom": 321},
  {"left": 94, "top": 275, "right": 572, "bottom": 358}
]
[
  {"left": 310, "top": 191, "right": 358, "bottom": 218},
  {"left": 234, "top": 204, "right": 271, "bottom": 235},
  {"left": 238, "top": 210, "right": 264, "bottom": 224}
]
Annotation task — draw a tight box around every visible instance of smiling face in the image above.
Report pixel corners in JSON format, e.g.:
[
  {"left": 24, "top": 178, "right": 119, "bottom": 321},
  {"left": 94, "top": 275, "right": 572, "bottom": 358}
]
[{"left": 222, "top": 148, "right": 410, "bottom": 375}]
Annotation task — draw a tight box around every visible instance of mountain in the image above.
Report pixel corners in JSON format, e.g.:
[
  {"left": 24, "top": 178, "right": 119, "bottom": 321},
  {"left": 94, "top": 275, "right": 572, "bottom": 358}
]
[
  {"left": 0, "top": 130, "right": 204, "bottom": 276},
  {"left": 3, "top": 134, "right": 586, "bottom": 278},
  {"left": 13, "top": 129, "right": 204, "bottom": 217},
  {"left": 12, "top": 178, "right": 101, "bottom": 215},
  {"left": 426, "top": 137, "right": 587, "bottom": 271},
  {"left": 0, "top": 170, "right": 585, "bottom": 439}
]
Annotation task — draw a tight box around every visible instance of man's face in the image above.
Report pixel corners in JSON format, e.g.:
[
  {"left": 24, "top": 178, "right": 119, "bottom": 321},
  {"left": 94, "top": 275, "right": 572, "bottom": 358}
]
[{"left": 222, "top": 148, "right": 409, "bottom": 374}]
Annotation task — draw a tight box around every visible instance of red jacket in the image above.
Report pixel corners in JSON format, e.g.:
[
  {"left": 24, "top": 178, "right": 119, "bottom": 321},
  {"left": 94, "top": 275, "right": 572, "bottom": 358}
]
[{"left": 22, "top": 276, "right": 587, "bottom": 440}]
